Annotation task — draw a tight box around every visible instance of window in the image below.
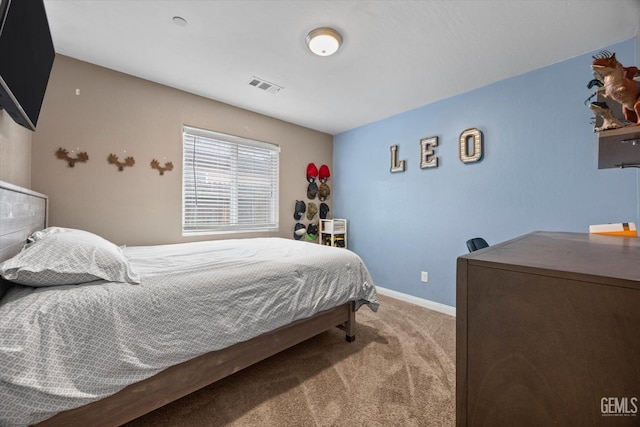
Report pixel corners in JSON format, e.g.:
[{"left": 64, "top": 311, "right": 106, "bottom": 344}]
[{"left": 182, "top": 126, "right": 280, "bottom": 235}]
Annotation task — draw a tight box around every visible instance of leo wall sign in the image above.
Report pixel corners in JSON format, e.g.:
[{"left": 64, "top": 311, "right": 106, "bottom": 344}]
[{"left": 390, "top": 128, "right": 484, "bottom": 173}]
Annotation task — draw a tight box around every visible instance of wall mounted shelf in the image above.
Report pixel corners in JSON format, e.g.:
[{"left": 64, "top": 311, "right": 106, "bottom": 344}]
[
  {"left": 597, "top": 126, "right": 640, "bottom": 169},
  {"left": 594, "top": 78, "right": 640, "bottom": 169}
]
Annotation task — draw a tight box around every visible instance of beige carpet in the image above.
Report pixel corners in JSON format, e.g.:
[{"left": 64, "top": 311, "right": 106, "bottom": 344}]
[{"left": 124, "top": 294, "right": 456, "bottom": 426}]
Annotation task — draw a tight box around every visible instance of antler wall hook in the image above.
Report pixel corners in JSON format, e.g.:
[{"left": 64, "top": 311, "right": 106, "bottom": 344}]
[
  {"left": 150, "top": 159, "right": 173, "bottom": 175},
  {"left": 107, "top": 153, "right": 135, "bottom": 171},
  {"left": 56, "top": 148, "right": 89, "bottom": 167}
]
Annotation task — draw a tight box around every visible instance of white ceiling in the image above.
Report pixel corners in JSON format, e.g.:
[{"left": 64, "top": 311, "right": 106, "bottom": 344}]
[{"left": 44, "top": 0, "right": 640, "bottom": 135}]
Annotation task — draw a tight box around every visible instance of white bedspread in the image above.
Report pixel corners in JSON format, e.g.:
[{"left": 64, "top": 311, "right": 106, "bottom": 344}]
[{"left": 0, "top": 238, "right": 378, "bottom": 426}]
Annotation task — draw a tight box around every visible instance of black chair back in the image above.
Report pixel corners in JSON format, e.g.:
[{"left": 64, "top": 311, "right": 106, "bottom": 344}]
[{"left": 467, "top": 237, "right": 489, "bottom": 252}]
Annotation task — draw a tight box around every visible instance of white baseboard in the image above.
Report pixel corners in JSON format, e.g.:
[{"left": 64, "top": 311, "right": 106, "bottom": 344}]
[{"left": 375, "top": 286, "right": 456, "bottom": 317}]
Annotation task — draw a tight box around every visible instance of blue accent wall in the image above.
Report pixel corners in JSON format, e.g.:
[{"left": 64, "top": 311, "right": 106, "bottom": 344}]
[{"left": 334, "top": 39, "right": 640, "bottom": 307}]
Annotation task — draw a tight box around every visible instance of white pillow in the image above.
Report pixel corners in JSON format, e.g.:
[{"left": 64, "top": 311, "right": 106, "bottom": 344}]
[
  {"left": 0, "top": 227, "right": 140, "bottom": 287},
  {"left": 27, "top": 225, "right": 68, "bottom": 243}
]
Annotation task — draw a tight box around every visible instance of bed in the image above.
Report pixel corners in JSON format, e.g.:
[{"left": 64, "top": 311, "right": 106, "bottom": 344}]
[{"left": 0, "top": 180, "right": 379, "bottom": 427}]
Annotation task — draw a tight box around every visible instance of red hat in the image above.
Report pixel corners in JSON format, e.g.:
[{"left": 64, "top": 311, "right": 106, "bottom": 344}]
[
  {"left": 306, "top": 163, "right": 318, "bottom": 182},
  {"left": 319, "top": 164, "right": 331, "bottom": 182}
]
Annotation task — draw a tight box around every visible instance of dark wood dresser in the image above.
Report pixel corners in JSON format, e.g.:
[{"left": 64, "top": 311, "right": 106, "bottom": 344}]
[{"left": 456, "top": 231, "right": 640, "bottom": 426}]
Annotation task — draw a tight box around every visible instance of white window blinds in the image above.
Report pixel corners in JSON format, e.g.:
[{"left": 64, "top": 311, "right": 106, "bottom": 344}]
[{"left": 182, "top": 126, "right": 280, "bottom": 235}]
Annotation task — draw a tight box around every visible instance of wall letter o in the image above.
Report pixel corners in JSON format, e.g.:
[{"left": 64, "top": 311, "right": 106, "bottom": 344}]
[{"left": 459, "top": 128, "right": 483, "bottom": 163}]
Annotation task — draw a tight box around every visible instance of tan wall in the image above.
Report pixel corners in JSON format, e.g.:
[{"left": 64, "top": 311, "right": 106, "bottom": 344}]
[
  {"left": 32, "top": 55, "right": 332, "bottom": 246},
  {"left": 0, "top": 110, "right": 32, "bottom": 188}
]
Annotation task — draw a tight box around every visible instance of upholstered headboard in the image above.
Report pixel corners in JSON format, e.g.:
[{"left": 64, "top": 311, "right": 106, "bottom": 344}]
[{"left": 0, "top": 180, "right": 48, "bottom": 298}]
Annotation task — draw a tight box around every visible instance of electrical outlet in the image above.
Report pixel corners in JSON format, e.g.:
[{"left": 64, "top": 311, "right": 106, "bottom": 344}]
[{"left": 421, "top": 271, "right": 429, "bottom": 283}]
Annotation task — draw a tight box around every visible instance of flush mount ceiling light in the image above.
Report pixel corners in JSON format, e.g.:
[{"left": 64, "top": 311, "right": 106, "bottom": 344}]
[
  {"left": 172, "top": 16, "right": 187, "bottom": 27},
  {"left": 306, "top": 27, "right": 342, "bottom": 56}
]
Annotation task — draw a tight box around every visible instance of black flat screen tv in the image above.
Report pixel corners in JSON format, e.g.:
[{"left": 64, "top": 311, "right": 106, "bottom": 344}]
[{"left": 0, "top": 0, "right": 55, "bottom": 131}]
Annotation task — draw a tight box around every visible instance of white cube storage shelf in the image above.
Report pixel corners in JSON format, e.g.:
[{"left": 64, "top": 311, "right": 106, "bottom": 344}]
[{"left": 319, "top": 219, "right": 347, "bottom": 248}]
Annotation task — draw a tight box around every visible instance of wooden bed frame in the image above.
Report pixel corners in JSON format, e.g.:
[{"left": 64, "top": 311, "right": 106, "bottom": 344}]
[
  {"left": 37, "top": 302, "right": 355, "bottom": 427},
  {"left": 0, "top": 180, "right": 356, "bottom": 427}
]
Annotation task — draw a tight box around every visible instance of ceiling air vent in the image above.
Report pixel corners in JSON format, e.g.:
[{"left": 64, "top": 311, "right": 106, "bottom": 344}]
[{"left": 248, "top": 76, "right": 283, "bottom": 94}]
